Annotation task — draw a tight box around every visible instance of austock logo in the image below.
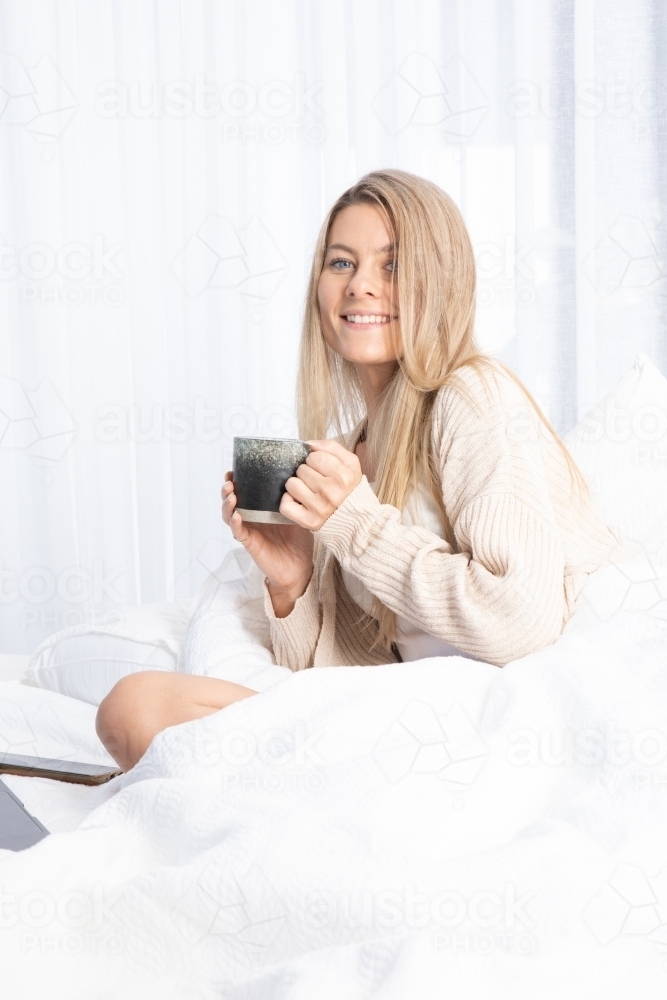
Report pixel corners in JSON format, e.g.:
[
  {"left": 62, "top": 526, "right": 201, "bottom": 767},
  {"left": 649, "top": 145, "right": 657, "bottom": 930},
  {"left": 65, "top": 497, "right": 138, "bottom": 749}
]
[
  {"left": 93, "top": 73, "right": 326, "bottom": 145},
  {"left": 172, "top": 862, "right": 285, "bottom": 968},
  {"left": 0, "top": 376, "right": 76, "bottom": 484},
  {"left": 584, "top": 861, "right": 667, "bottom": 959},
  {"left": 0, "top": 235, "right": 125, "bottom": 307},
  {"left": 372, "top": 699, "right": 488, "bottom": 796},
  {"left": 583, "top": 215, "right": 665, "bottom": 298},
  {"left": 373, "top": 52, "right": 487, "bottom": 139},
  {"left": 0, "top": 700, "right": 37, "bottom": 757},
  {"left": 171, "top": 215, "right": 286, "bottom": 299},
  {"left": 0, "top": 53, "right": 76, "bottom": 159},
  {"left": 0, "top": 881, "right": 124, "bottom": 955},
  {"left": 574, "top": 544, "right": 667, "bottom": 627}
]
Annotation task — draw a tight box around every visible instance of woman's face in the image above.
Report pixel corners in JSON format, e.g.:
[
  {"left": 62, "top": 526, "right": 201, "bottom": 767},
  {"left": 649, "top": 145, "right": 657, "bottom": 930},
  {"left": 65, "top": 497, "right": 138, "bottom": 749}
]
[{"left": 317, "top": 203, "right": 400, "bottom": 371}]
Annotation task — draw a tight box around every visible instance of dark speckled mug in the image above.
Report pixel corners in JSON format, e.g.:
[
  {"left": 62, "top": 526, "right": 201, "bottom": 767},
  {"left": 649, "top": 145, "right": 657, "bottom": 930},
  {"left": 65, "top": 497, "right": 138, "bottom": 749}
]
[{"left": 233, "top": 436, "right": 311, "bottom": 524}]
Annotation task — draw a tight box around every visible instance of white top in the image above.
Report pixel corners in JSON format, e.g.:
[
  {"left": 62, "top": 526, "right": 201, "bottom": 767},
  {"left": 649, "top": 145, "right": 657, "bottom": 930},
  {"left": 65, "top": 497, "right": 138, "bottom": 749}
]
[{"left": 340, "top": 480, "right": 482, "bottom": 663}]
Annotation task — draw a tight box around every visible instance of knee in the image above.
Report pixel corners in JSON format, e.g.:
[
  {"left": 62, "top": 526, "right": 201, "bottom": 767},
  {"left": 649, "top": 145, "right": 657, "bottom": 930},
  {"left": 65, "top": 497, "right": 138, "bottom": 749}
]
[
  {"left": 96, "top": 671, "right": 163, "bottom": 771},
  {"left": 97, "top": 673, "right": 145, "bottom": 737}
]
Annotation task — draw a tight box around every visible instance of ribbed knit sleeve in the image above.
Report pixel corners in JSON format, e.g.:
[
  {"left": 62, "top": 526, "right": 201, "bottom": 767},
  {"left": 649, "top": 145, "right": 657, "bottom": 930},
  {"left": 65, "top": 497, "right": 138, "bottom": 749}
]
[
  {"left": 314, "top": 364, "right": 573, "bottom": 667},
  {"left": 262, "top": 572, "right": 322, "bottom": 672}
]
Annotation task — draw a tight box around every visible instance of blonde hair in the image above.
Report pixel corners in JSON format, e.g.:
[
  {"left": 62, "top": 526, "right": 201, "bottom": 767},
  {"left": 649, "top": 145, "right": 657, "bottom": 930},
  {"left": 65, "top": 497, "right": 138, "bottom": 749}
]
[{"left": 297, "top": 168, "right": 594, "bottom": 653}]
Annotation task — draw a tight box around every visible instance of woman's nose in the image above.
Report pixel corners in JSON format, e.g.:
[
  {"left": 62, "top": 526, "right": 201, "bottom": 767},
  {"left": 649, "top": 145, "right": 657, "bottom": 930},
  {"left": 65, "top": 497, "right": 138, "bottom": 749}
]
[{"left": 345, "top": 264, "right": 380, "bottom": 297}]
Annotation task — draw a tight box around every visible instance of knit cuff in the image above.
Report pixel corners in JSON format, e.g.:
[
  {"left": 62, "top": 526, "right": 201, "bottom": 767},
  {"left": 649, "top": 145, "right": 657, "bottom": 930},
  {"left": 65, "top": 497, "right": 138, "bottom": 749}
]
[
  {"left": 262, "top": 573, "right": 321, "bottom": 668},
  {"left": 315, "top": 476, "right": 385, "bottom": 567}
]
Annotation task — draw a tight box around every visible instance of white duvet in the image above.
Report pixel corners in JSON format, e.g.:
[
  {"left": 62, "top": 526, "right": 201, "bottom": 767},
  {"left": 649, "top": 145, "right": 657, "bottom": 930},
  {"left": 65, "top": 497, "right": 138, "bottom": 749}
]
[{"left": 2, "top": 562, "right": 667, "bottom": 998}]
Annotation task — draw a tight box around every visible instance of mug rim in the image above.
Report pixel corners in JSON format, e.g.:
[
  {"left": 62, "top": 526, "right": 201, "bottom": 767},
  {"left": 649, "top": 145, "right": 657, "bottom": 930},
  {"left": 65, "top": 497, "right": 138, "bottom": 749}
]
[{"left": 233, "top": 435, "right": 310, "bottom": 446}]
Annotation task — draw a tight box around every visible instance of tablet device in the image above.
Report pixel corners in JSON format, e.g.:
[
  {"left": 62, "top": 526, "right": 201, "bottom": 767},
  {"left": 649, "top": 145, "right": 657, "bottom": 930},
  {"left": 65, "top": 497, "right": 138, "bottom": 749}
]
[
  {"left": 0, "top": 752, "right": 122, "bottom": 786},
  {"left": 0, "top": 779, "right": 49, "bottom": 851}
]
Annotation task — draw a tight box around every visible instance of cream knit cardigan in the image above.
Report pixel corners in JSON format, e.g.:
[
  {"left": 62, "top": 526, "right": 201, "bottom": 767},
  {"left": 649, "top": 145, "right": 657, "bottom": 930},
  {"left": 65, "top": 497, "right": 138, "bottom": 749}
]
[{"left": 262, "top": 362, "right": 620, "bottom": 670}]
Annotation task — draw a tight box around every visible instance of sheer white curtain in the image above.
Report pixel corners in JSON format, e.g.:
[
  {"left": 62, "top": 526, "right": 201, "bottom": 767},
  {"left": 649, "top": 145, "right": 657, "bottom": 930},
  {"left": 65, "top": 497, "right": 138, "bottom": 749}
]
[{"left": 1, "top": 0, "right": 665, "bottom": 652}]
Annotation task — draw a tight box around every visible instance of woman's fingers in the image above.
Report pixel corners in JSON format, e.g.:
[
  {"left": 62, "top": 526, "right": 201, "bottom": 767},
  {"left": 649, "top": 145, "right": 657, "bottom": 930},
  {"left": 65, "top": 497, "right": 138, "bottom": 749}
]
[
  {"left": 222, "top": 481, "right": 257, "bottom": 546},
  {"left": 279, "top": 492, "right": 313, "bottom": 528},
  {"left": 285, "top": 472, "right": 341, "bottom": 517},
  {"left": 283, "top": 478, "right": 336, "bottom": 530},
  {"left": 222, "top": 483, "right": 235, "bottom": 509},
  {"left": 304, "top": 450, "right": 341, "bottom": 476},
  {"left": 279, "top": 441, "right": 363, "bottom": 531},
  {"left": 230, "top": 509, "right": 252, "bottom": 545},
  {"left": 306, "top": 439, "right": 358, "bottom": 468},
  {"left": 221, "top": 475, "right": 234, "bottom": 504},
  {"left": 285, "top": 474, "right": 326, "bottom": 511},
  {"left": 295, "top": 462, "right": 324, "bottom": 490}
]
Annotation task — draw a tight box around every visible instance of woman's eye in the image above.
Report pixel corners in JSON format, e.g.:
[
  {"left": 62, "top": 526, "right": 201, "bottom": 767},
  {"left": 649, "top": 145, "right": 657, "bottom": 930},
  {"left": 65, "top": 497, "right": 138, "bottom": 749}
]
[
  {"left": 385, "top": 259, "right": 398, "bottom": 273},
  {"left": 329, "top": 257, "right": 353, "bottom": 270}
]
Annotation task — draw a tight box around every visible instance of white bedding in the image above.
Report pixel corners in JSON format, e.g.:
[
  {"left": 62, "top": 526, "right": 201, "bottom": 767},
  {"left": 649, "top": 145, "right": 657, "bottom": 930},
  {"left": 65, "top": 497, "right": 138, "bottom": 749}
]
[
  {"left": 0, "top": 681, "right": 119, "bottom": 833},
  {"left": 1, "top": 586, "right": 667, "bottom": 997}
]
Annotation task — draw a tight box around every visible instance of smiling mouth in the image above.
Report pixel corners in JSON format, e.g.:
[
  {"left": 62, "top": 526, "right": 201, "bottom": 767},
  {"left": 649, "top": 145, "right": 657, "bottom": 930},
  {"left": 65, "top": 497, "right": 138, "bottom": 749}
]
[{"left": 341, "top": 313, "right": 398, "bottom": 326}]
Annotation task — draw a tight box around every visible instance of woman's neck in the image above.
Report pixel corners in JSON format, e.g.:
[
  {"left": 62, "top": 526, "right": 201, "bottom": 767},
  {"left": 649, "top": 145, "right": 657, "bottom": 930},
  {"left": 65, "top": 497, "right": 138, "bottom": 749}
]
[{"left": 356, "top": 360, "right": 398, "bottom": 411}]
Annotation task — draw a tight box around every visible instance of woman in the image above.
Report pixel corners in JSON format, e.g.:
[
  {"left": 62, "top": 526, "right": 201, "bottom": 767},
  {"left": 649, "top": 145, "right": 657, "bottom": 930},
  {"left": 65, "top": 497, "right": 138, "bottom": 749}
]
[{"left": 97, "top": 169, "right": 619, "bottom": 771}]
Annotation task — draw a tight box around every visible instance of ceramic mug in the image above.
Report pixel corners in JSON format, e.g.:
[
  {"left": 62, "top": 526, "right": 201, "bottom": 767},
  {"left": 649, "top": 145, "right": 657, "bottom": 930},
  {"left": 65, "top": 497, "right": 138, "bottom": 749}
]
[{"left": 232, "top": 436, "right": 311, "bottom": 524}]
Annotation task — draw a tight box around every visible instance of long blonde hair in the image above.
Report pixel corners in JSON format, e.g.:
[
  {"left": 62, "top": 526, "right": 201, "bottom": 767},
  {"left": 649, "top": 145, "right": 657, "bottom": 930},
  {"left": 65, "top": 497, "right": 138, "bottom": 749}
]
[{"left": 297, "top": 168, "right": 593, "bottom": 652}]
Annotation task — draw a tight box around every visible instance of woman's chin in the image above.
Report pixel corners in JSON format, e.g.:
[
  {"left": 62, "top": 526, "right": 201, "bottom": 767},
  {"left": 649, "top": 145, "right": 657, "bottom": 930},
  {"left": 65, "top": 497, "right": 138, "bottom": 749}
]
[
  {"left": 350, "top": 356, "right": 400, "bottom": 369},
  {"left": 336, "top": 347, "right": 398, "bottom": 366}
]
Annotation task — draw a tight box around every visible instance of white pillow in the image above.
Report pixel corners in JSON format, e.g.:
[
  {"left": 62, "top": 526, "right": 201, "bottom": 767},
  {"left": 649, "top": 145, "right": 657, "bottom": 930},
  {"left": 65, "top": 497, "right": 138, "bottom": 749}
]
[
  {"left": 564, "top": 352, "right": 667, "bottom": 561},
  {"left": 561, "top": 351, "right": 667, "bottom": 633},
  {"left": 25, "top": 600, "right": 191, "bottom": 706}
]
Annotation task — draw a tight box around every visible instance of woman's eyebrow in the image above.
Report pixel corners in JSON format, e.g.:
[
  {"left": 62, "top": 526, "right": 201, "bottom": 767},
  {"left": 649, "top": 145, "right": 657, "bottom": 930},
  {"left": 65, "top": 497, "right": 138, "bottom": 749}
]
[
  {"left": 324, "top": 243, "right": 354, "bottom": 254},
  {"left": 325, "top": 242, "right": 396, "bottom": 254}
]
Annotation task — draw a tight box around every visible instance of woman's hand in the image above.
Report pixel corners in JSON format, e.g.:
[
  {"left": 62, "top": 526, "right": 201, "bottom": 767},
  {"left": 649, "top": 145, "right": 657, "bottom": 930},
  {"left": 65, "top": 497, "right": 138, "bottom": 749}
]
[
  {"left": 279, "top": 439, "right": 363, "bottom": 531},
  {"left": 222, "top": 473, "right": 314, "bottom": 618}
]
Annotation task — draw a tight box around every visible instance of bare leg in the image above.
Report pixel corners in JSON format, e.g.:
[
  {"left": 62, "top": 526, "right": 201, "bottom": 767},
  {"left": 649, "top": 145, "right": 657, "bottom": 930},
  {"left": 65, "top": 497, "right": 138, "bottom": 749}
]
[{"left": 96, "top": 671, "right": 258, "bottom": 772}]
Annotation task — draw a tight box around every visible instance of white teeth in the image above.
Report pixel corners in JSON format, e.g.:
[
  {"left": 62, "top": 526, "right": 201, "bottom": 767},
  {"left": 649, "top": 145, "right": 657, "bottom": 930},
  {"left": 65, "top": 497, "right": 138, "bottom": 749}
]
[{"left": 345, "top": 314, "right": 390, "bottom": 324}]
